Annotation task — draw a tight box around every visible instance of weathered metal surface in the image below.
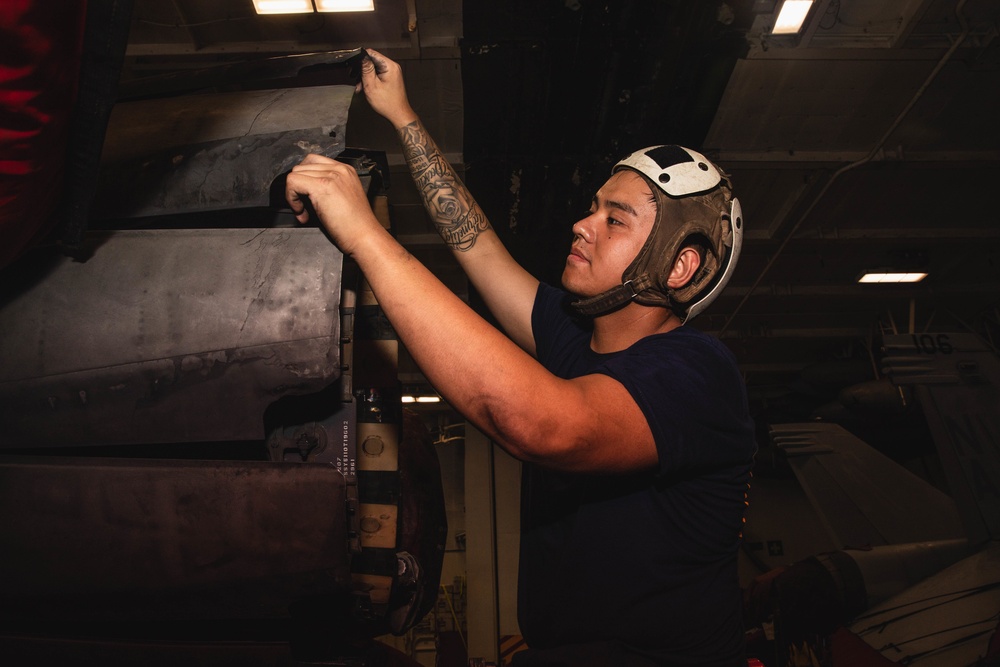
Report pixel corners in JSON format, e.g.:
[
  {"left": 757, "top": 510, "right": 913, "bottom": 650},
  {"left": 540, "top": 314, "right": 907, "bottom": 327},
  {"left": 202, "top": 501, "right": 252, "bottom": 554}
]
[
  {"left": 0, "top": 455, "right": 351, "bottom": 622},
  {"left": 115, "top": 49, "right": 365, "bottom": 101},
  {"left": 92, "top": 84, "right": 355, "bottom": 217},
  {"left": 0, "top": 227, "right": 343, "bottom": 447}
]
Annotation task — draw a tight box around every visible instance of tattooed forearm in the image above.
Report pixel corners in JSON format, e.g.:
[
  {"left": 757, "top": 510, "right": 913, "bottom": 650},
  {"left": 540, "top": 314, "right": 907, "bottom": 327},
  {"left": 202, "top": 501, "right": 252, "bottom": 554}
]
[{"left": 399, "top": 121, "right": 490, "bottom": 252}]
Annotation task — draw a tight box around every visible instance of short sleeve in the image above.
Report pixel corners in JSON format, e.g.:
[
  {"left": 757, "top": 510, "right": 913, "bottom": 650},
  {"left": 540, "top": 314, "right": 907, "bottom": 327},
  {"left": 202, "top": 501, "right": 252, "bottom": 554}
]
[{"left": 594, "top": 331, "right": 754, "bottom": 474}]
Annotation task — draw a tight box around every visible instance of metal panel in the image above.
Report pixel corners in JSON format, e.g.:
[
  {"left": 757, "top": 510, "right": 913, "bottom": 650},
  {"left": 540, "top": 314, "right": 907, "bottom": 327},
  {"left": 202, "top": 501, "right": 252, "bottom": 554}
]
[
  {"left": 0, "top": 456, "right": 351, "bottom": 621},
  {"left": 93, "top": 85, "right": 354, "bottom": 217},
  {"left": 0, "top": 227, "right": 343, "bottom": 447}
]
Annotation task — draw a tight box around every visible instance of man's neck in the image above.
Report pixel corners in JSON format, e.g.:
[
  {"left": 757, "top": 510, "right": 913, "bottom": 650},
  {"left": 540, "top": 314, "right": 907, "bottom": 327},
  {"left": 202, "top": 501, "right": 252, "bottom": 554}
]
[{"left": 589, "top": 302, "right": 683, "bottom": 354}]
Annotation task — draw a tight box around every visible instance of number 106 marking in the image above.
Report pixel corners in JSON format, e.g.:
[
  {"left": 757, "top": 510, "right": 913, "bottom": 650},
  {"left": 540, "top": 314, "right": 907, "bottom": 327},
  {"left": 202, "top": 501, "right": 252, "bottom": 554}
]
[{"left": 912, "top": 333, "right": 954, "bottom": 354}]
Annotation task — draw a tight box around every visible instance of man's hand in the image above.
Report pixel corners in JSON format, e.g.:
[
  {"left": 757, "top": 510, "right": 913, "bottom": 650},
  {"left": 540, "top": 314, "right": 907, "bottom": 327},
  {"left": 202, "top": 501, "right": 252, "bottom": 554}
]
[
  {"left": 358, "top": 48, "right": 418, "bottom": 129},
  {"left": 285, "top": 154, "right": 381, "bottom": 256}
]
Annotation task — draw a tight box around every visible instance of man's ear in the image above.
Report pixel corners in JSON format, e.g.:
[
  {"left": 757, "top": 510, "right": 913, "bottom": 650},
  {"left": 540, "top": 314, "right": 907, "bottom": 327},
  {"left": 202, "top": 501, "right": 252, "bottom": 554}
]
[{"left": 666, "top": 247, "right": 701, "bottom": 289}]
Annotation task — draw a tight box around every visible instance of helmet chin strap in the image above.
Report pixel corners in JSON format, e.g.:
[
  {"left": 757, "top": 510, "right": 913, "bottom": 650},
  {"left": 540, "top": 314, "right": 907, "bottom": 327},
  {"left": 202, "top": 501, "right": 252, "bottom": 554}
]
[{"left": 570, "top": 274, "right": 663, "bottom": 317}]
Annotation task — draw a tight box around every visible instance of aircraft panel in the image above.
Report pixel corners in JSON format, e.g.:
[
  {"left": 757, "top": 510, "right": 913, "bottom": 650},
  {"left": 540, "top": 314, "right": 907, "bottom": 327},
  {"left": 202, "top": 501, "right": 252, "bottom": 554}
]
[
  {"left": 0, "top": 227, "right": 344, "bottom": 447},
  {"left": 771, "top": 423, "right": 965, "bottom": 547},
  {"left": 848, "top": 541, "right": 1000, "bottom": 667},
  {"left": 882, "top": 333, "right": 1000, "bottom": 545},
  {"left": 0, "top": 455, "right": 352, "bottom": 622}
]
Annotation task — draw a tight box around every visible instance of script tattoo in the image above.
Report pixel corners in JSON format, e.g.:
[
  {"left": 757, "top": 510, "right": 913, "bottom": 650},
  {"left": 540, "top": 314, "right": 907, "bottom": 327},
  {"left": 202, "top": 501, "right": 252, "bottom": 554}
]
[{"left": 399, "top": 121, "right": 489, "bottom": 251}]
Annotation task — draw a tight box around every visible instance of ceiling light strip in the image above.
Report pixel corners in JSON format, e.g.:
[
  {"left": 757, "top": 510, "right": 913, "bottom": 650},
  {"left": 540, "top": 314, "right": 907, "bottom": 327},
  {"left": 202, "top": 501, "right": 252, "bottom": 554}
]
[
  {"left": 253, "top": 0, "right": 375, "bottom": 14},
  {"left": 772, "top": 0, "right": 813, "bottom": 35},
  {"left": 857, "top": 272, "right": 928, "bottom": 284}
]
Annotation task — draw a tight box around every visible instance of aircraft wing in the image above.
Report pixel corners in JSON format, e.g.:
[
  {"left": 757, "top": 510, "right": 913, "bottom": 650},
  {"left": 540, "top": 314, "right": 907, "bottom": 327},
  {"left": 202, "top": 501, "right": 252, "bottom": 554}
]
[
  {"left": 846, "top": 541, "right": 1000, "bottom": 667},
  {"left": 770, "top": 422, "right": 965, "bottom": 549}
]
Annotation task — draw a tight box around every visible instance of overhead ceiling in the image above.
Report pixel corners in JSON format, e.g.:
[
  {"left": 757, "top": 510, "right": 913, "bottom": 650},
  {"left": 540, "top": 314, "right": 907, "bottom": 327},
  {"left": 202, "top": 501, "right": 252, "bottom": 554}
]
[{"left": 119, "top": 0, "right": 1000, "bottom": 425}]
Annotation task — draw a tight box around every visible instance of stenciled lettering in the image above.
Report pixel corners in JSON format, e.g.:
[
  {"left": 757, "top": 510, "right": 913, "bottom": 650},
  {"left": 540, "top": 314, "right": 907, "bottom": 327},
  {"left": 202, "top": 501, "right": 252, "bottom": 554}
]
[{"left": 911, "top": 333, "right": 954, "bottom": 354}]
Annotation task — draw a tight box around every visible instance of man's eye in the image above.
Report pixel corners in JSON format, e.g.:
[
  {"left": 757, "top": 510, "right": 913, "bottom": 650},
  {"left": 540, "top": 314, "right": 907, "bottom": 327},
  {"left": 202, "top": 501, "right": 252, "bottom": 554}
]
[{"left": 608, "top": 217, "right": 622, "bottom": 226}]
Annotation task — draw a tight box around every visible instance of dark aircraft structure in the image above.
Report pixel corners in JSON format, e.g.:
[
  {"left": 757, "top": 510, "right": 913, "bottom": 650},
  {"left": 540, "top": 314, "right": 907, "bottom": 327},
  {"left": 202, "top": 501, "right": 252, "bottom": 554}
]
[
  {"left": 742, "top": 332, "right": 1000, "bottom": 666},
  {"left": 3, "top": 4, "right": 999, "bottom": 667},
  {"left": 0, "top": 8, "right": 445, "bottom": 663}
]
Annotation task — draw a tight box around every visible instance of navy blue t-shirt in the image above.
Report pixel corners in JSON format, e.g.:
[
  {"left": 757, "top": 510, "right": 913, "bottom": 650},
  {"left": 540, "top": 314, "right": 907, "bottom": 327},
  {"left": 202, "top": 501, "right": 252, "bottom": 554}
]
[{"left": 516, "top": 283, "right": 756, "bottom": 667}]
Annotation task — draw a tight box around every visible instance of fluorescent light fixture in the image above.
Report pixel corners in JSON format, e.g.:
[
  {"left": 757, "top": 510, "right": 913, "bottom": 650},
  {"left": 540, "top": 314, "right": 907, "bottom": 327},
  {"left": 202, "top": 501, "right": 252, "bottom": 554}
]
[
  {"left": 253, "top": 0, "right": 374, "bottom": 14},
  {"left": 315, "top": 0, "right": 375, "bottom": 11},
  {"left": 857, "top": 272, "right": 928, "bottom": 284},
  {"left": 401, "top": 395, "right": 442, "bottom": 404},
  {"left": 253, "top": 0, "right": 314, "bottom": 14},
  {"left": 772, "top": 0, "right": 813, "bottom": 34}
]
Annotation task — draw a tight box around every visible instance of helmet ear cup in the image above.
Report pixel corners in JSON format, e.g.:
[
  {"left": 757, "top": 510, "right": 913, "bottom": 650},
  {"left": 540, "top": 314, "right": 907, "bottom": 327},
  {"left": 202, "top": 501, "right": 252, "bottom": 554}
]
[
  {"left": 682, "top": 197, "right": 743, "bottom": 323},
  {"left": 662, "top": 185, "right": 733, "bottom": 309}
]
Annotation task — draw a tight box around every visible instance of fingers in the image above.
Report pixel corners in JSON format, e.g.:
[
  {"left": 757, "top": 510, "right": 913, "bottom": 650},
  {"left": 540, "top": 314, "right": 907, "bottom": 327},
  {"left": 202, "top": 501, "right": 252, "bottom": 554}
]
[
  {"left": 286, "top": 155, "right": 364, "bottom": 225},
  {"left": 292, "top": 153, "right": 344, "bottom": 171},
  {"left": 358, "top": 50, "right": 384, "bottom": 95},
  {"left": 302, "top": 153, "right": 335, "bottom": 165},
  {"left": 360, "top": 55, "right": 382, "bottom": 90},
  {"left": 365, "top": 48, "right": 390, "bottom": 74},
  {"left": 361, "top": 47, "right": 396, "bottom": 87},
  {"left": 286, "top": 155, "right": 338, "bottom": 223},
  {"left": 285, "top": 186, "right": 309, "bottom": 224}
]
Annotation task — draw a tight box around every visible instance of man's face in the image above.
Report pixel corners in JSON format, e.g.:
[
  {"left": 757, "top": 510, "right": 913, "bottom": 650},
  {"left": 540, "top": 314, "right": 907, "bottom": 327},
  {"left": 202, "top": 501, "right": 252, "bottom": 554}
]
[{"left": 562, "top": 170, "right": 657, "bottom": 298}]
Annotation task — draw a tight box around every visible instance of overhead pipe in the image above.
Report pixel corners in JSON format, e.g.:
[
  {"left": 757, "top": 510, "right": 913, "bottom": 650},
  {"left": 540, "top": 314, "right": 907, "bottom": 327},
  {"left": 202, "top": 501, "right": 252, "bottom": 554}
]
[{"left": 719, "top": 0, "right": 971, "bottom": 337}]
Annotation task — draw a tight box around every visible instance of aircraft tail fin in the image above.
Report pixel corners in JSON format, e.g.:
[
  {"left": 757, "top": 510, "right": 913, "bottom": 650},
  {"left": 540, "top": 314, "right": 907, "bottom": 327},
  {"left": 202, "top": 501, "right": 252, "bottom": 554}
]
[{"left": 881, "top": 333, "right": 1000, "bottom": 545}]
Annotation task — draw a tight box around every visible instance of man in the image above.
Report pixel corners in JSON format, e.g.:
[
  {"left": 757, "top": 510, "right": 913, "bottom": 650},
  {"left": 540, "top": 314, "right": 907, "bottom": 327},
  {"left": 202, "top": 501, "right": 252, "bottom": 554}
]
[{"left": 286, "top": 49, "right": 756, "bottom": 667}]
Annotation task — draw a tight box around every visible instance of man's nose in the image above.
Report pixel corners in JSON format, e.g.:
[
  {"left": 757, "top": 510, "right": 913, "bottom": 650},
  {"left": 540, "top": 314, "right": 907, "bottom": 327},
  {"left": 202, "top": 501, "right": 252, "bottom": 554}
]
[{"left": 572, "top": 213, "right": 596, "bottom": 242}]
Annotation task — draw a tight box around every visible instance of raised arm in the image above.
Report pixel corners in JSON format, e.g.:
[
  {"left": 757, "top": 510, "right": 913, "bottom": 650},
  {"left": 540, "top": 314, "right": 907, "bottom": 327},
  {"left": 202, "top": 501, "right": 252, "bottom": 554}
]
[
  {"left": 359, "top": 49, "right": 540, "bottom": 354},
  {"left": 285, "top": 156, "right": 658, "bottom": 475}
]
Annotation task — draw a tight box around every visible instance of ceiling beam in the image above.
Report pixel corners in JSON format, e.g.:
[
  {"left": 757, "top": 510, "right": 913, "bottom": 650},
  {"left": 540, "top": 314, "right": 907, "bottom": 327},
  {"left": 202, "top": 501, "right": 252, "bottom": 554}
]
[
  {"left": 719, "top": 283, "right": 1000, "bottom": 298},
  {"left": 716, "top": 150, "right": 1000, "bottom": 163}
]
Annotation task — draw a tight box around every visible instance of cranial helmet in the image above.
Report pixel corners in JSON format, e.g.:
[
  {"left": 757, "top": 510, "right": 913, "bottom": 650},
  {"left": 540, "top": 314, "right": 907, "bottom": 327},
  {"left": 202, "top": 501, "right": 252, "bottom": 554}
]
[{"left": 571, "top": 145, "right": 743, "bottom": 322}]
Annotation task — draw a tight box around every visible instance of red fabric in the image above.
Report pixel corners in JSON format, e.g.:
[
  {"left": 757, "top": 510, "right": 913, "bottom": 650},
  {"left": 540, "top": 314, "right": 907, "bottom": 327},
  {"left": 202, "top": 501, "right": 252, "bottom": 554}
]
[{"left": 0, "top": 0, "right": 87, "bottom": 268}]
